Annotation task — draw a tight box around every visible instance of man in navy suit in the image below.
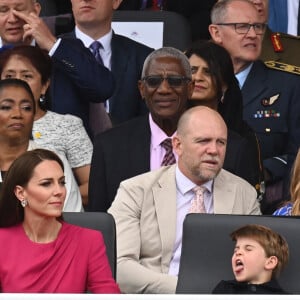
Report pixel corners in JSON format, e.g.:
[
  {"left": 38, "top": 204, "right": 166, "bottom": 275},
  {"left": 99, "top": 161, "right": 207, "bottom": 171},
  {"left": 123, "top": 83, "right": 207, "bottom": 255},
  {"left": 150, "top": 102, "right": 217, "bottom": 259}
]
[
  {"left": 0, "top": 0, "right": 115, "bottom": 137},
  {"left": 209, "top": 0, "right": 300, "bottom": 212},
  {"left": 68, "top": 0, "right": 153, "bottom": 127}
]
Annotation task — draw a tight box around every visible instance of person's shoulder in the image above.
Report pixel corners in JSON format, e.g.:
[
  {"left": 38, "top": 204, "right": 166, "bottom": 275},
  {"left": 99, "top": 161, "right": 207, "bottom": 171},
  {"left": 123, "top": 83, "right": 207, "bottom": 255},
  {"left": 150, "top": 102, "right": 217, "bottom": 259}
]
[
  {"left": 62, "top": 222, "right": 103, "bottom": 240},
  {"left": 261, "top": 29, "right": 300, "bottom": 76},
  {"left": 120, "top": 165, "right": 175, "bottom": 187},
  {"left": 217, "top": 169, "right": 257, "bottom": 193},
  {"left": 94, "top": 115, "right": 149, "bottom": 142},
  {"left": 112, "top": 33, "right": 154, "bottom": 52},
  {"left": 273, "top": 202, "right": 293, "bottom": 216}
]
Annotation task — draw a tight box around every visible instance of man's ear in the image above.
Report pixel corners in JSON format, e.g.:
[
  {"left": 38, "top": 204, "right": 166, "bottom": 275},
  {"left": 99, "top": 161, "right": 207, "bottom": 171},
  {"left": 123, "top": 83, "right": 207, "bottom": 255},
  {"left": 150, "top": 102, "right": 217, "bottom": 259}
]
[
  {"left": 265, "top": 256, "right": 278, "bottom": 271},
  {"left": 33, "top": 1, "right": 41, "bottom": 16},
  {"left": 138, "top": 80, "right": 145, "bottom": 99},
  {"left": 208, "top": 24, "right": 223, "bottom": 44},
  {"left": 172, "top": 135, "right": 182, "bottom": 157},
  {"left": 187, "top": 80, "right": 195, "bottom": 99},
  {"left": 113, "top": 0, "right": 123, "bottom": 10}
]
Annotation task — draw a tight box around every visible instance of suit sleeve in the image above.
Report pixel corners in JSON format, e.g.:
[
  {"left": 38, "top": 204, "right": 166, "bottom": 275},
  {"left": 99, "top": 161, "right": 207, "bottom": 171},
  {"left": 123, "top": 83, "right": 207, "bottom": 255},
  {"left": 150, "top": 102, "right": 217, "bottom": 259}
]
[
  {"left": 108, "top": 183, "right": 178, "bottom": 294},
  {"left": 88, "top": 134, "right": 111, "bottom": 212},
  {"left": 51, "top": 38, "right": 115, "bottom": 102}
]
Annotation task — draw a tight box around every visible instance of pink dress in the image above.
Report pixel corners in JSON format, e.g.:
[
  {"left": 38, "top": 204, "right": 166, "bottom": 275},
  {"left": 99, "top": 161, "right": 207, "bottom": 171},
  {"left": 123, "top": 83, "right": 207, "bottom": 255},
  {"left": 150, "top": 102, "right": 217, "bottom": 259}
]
[{"left": 0, "top": 222, "right": 120, "bottom": 293}]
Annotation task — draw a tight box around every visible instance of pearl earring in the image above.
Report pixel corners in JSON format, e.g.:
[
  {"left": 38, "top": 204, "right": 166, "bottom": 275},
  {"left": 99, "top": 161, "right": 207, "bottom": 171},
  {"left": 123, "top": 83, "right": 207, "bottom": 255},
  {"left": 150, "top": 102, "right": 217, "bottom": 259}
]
[{"left": 21, "top": 199, "right": 28, "bottom": 208}]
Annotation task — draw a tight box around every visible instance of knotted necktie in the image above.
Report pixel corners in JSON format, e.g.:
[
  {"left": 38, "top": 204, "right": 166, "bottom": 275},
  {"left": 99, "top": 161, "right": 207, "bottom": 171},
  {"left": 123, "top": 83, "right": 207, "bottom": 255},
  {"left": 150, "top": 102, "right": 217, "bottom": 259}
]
[
  {"left": 160, "top": 138, "right": 176, "bottom": 166},
  {"left": 189, "top": 186, "right": 206, "bottom": 213},
  {"left": 140, "top": 0, "right": 164, "bottom": 10},
  {"left": 89, "top": 41, "right": 112, "bottom": 137}
]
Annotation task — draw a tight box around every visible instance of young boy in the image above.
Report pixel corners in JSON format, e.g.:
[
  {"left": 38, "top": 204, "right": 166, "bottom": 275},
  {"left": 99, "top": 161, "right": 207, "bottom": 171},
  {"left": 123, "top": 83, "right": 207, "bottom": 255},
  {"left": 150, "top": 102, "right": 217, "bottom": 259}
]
[{"left": 212, "top": 224, "right": 289, "bottom": 294}]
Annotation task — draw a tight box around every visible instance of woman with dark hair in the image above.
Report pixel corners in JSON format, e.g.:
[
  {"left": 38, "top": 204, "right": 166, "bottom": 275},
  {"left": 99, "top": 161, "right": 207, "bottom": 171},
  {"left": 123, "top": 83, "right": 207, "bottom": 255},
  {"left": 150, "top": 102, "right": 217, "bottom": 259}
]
[
  {"left": 0, "top": 148, "right": 120, "bottom": 293},
  {"left": 185, "top": 40, "right": 264, "bottom": 200},
  {"left": 0, "top": 45, "right": 92, "bottom": 206},
  {"left": 185, "top": 40, "right": 245, "bottom": 134},
  {"left": 0, "top": 78, "right": 82, "bottom": 211}
]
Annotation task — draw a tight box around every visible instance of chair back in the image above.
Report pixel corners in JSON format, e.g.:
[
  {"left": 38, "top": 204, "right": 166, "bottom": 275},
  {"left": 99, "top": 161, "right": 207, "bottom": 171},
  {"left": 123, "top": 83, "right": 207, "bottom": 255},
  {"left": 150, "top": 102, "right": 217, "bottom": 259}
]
[
  {"left": 176, "top": 214, "right": 300, "bottom": 294},
  {"left": 63, "top": 212, "right": 116, "bottom": 279},
  {"left": 112, "top": 10, "right": 192, "bottom": 50}
]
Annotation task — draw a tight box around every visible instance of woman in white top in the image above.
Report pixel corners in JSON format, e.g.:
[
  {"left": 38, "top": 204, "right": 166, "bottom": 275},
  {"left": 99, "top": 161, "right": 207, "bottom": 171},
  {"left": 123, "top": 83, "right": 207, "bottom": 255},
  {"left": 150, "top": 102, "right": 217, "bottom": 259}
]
[
  {"left": 0, "top": 78, "right": 82, "bottom": 211},
  {"left": 0, "top": 45, "right": 92, "bottom": 206}
]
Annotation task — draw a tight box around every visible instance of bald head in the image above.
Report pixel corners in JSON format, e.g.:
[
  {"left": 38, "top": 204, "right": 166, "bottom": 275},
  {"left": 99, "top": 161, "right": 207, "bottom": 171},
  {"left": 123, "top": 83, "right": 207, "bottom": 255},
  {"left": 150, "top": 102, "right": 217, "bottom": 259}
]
[
  {"left": 177, "top": 106, "right": 227, "bottom": 137},
  {"left": 173, "top": 106, "right": 227, "bottom": 185}
]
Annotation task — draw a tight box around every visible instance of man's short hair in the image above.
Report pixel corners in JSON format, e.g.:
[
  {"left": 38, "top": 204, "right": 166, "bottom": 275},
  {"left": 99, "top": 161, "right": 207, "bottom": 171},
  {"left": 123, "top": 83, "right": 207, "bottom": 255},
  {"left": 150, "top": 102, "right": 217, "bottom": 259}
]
[
  {"left": 231, "top": 224, "right": 289, "bottom": 278},
  {"left": 211, "top": 0, "right": 255, "bottom": 24},
  {"left": 141, "top": 47, "right": 191, "bottom": 79}
]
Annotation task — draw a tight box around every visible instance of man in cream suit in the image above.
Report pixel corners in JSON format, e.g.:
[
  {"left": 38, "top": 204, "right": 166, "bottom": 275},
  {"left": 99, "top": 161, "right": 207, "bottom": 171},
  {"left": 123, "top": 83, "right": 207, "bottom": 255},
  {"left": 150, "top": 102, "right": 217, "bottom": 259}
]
[{"left": 108, "top": 106, "right": 261, "bottom": 294}]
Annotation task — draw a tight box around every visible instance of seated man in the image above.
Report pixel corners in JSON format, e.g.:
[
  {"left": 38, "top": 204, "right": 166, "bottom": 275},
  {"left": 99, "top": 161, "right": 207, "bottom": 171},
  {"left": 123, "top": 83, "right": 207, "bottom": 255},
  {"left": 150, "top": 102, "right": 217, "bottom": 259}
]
[
  {"left": 88, "top": 46, "right": 261, "bottom": 212},
  {"left": 108, "top": 106, "right": 261, "bottom": 294}
]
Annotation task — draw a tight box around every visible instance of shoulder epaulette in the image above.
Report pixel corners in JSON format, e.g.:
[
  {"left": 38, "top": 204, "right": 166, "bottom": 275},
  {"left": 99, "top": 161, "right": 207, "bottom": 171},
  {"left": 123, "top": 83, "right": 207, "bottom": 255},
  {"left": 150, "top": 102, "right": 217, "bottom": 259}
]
[{"left": 264, "top": 60, "right": 300, "bottom": 75}]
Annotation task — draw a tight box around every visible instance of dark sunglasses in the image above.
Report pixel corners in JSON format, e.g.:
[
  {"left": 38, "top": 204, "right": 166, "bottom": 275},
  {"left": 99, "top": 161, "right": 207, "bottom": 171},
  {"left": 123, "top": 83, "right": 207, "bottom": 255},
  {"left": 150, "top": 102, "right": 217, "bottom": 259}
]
[{"left": 142, "top": 75, "right": 191, "bottom": 88}]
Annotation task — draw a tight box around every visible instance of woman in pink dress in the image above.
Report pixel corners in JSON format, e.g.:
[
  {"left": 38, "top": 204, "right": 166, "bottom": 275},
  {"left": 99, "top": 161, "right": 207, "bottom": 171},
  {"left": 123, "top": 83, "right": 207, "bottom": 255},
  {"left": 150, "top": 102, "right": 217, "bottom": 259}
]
[{"left": 0, "top": 82, "right": 120, "bottom": 292}]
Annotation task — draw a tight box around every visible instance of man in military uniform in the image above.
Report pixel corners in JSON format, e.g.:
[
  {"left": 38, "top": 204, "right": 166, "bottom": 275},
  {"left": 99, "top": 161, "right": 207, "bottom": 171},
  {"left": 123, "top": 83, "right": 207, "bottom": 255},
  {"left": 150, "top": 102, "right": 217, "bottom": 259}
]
[
  {"left": 250, "top": 0, "right": 300, "bottom": 75},
  {"left": 209, "top": 0, "right": 300, "bottom": 213}
]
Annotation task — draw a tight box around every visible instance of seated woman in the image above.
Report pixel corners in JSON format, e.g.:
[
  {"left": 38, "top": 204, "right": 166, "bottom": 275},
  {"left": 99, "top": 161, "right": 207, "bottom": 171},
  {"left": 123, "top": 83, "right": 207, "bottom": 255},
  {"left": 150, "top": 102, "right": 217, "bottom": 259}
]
[
  {"left": 0, "top": 148, "right": 120, "bottom": 293},
  {"left": 185, "top": 40, "right": 264, "bottom": 199},
  {"left": 273, "top": 150, "right": 300, "bottom": 216},
  {"left": 0, "top": 78, "right": 82, "bottom": 211},
  {"left": 0, "top": 46, "right": 92, "bottom": 206}
]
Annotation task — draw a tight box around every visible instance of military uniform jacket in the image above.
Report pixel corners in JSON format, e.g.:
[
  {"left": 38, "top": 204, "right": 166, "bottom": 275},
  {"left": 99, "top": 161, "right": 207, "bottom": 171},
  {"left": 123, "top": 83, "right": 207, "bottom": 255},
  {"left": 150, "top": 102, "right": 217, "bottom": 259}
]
[{"left": 241, "top": 60, "right": 300, "bottom": 181}]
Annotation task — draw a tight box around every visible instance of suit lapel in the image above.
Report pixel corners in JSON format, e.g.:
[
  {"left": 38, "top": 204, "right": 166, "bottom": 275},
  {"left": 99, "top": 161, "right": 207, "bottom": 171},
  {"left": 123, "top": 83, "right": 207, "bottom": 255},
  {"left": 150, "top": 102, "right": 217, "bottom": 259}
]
[
  {"left": 213, "top": 170, "right": 236, "bottom": 214},
  {"left": 153, "top": 165, "right": 177, "bottom": 272},
  {"left": 110, "top": 33, "right": 130, "bottom": 110},
  {"left": 242, "top": 61, "right": 269, "bottom": 107}
]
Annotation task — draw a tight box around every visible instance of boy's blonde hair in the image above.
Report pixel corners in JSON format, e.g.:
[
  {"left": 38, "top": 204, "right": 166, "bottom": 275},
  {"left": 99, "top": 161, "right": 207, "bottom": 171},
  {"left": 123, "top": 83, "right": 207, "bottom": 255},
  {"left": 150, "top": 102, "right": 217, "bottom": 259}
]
[{"left": 231, "top": 224, "right": 289, "bottom": 278}]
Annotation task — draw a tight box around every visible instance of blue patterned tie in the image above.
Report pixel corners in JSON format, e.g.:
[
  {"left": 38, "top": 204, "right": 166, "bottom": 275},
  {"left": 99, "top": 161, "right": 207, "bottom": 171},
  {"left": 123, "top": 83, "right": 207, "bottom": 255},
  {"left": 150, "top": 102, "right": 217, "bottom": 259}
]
[{"left": 89, "top": 41, "right": 104, "bottom": 65}]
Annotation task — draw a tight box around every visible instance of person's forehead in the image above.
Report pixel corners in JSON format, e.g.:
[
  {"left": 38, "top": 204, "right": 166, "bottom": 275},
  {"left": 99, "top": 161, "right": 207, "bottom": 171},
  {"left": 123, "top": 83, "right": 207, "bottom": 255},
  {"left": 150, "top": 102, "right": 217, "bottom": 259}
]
[
  {"left": 0, "top": 0, "right": 32, "bottom": 7},
  {"left": 225, "top": 0, "right": 260, "bottom": 21},
  {"left": 147, "top": 56, "right": 185, "bottom": 75}
]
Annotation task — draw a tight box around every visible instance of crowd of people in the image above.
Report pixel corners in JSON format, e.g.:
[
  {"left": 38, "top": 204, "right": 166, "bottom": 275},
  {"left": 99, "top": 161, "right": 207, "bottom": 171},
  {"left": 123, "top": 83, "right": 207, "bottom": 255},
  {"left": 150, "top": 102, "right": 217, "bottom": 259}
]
[{"left": 0, "top": 0, "right": 299, "bottom": 294}]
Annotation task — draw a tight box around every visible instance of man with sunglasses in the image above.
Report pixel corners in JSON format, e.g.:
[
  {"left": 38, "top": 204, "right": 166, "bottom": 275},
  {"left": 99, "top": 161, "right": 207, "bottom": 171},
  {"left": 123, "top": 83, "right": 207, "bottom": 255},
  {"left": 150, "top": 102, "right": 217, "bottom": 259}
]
[
  {"left": 108, "top": 105, "right": 260, "bottom": 293},
  {"left": 209, "top": 0, "right": 300, "bottom": 213},
  {"left": 88, "top": 47, "right": 193, "bottom": 212}
]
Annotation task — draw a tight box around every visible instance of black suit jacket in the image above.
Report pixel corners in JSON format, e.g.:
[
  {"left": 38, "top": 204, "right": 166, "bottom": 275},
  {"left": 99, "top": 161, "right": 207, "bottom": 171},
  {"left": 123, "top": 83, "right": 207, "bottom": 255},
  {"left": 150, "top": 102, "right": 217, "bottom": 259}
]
[
  {"left": 62, "top": 31, "right": 153, "bottom": 126},
  {"left": 88, "top": 115, "right": 260, "bottom": 212}
]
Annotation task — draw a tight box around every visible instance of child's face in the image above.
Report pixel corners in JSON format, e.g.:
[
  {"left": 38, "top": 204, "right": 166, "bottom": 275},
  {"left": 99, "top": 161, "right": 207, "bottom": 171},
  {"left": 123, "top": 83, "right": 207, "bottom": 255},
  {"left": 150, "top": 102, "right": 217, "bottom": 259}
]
[{"left": 232, "top": 237, "right": 272, "bottom": 284}]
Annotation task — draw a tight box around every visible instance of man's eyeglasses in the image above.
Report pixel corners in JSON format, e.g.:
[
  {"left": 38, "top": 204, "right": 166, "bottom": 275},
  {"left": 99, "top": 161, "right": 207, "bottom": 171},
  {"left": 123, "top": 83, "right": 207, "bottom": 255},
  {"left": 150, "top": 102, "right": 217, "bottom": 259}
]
[
  {"left": 142, "top": 75, "right": 191, "bottom": 88},
  {"left": 216, "top": 23, "right": 267, "bottom": 35}
]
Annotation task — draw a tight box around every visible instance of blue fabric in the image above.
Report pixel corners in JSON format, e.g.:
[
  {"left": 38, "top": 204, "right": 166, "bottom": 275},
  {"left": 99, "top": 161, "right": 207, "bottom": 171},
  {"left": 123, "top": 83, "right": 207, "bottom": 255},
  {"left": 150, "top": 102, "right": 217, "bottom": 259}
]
[
  {"left": 273, "top": 203, "right": 292, "bottom": 216},
  {"left": 268, "top": 0, "right": 288, "bottom": 33}
]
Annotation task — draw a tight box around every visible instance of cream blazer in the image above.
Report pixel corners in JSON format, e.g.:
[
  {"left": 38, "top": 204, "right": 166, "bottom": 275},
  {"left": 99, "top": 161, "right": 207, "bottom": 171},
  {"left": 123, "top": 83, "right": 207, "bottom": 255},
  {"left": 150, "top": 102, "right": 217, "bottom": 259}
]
[{"left": 108, "top": 164, "right": 261, "bottom": 294}]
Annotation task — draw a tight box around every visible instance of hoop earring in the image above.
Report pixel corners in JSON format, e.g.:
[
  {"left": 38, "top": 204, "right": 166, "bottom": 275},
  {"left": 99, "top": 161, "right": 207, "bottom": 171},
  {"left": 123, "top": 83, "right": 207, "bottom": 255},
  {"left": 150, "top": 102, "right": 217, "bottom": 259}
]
[{"left": 21, "top": 199, "right": 28, "bottom": 208}]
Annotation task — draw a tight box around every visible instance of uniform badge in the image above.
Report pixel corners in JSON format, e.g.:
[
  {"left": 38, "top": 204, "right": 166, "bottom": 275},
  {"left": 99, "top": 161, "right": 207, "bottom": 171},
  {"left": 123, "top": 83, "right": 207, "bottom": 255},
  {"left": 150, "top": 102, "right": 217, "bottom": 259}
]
[
  {"left": 271, "top": 33, "right": 283, "bottom": 52},
  {"left": 261, "top": 94, "right": 280, "bottom": 106}
]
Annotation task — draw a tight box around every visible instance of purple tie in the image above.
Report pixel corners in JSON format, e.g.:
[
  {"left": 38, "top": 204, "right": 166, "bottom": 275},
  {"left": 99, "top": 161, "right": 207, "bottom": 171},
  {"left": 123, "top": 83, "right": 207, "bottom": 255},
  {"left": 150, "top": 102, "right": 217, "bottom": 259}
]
[
  {"left": 89, "top": 41, "right": 112, "bottom": 137},
  {"left": 160, "top": 138, "right": 176, "bottom": 166}
]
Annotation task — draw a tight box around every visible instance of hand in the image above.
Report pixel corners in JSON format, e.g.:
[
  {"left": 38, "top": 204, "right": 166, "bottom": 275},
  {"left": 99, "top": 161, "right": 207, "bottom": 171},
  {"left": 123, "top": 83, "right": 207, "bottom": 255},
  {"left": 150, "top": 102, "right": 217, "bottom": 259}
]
[{"left": 12, "top": 10, "right": 57, "bottom": 51}]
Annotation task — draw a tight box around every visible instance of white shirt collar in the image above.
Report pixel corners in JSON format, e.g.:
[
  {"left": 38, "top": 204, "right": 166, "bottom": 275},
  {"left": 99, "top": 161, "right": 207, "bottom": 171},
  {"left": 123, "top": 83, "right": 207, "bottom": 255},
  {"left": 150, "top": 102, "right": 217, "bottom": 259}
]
[{"left": 74, "top": 26, "right": 112, "bottom": 52}]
